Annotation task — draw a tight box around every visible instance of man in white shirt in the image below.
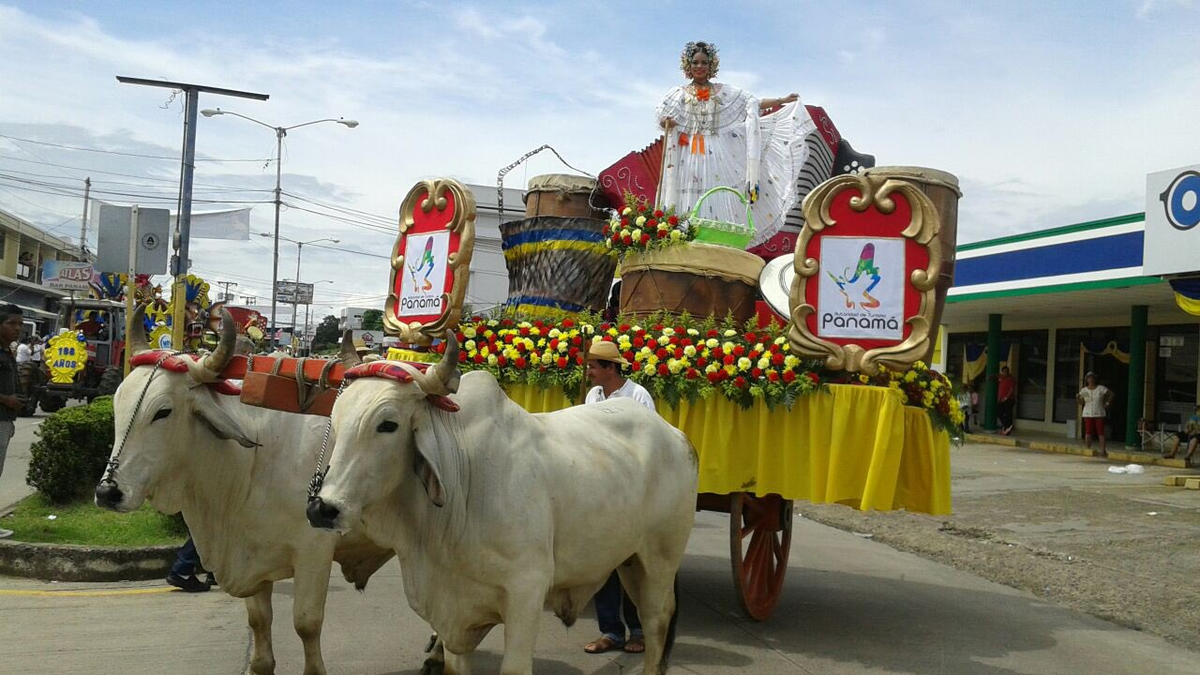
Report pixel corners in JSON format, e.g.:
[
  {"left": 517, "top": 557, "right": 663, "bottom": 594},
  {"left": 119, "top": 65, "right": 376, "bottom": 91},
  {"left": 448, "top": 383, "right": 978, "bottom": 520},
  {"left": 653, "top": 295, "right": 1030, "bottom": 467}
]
[
  {"left": 31, "top": 337, "right": 43, "bottom": 364},
  {"left": 14, "top": 337, "right": 31, "bottom": 365},
  {"left": 581, "top": 340, "right": 654, "bottom": 656},
  {"left": 1077, "top": 372, "right": 1113, "bottom": 457}
]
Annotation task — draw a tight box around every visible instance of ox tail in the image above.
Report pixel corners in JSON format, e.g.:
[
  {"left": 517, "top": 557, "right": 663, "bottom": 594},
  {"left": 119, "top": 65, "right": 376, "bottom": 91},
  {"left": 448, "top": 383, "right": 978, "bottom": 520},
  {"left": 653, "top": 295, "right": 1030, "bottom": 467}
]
[{"left": 660, "top": 574, "right": 681, "bottom": 674}]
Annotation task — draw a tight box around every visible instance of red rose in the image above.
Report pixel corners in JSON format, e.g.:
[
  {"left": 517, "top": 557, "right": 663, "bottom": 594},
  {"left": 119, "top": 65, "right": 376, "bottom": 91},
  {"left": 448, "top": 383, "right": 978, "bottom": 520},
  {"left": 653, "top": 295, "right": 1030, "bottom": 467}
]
[
  {"left": 783, "top": 370, "right": 796, "bottom": 383},
  {"left": 621, "top": 217, "right": 629, "bottom": 226},
  {"left": 767, "top": 371, "right": 779, "bottom": 382},
  {"left": 656, "top": 229, "right": 668, "bottom": 239},
  {"left": 658, "top": 364, "right": 670, "bottom": 377},
  {"left": 470, "top": 353, "right": 481, "bottom": 364},
  {"left": 653, "top": 323, "right": 664, "bottom": 331},
  {"left": 733, "top": 345, "right": 745, "bottom": 357},
  {"left": 497, "top": 355, "right": 508, "bottom": 366},
  {"left": 623, "top": 351, "right": 635, "bottom": 362},
  {"left": 807, "top": 372, "right": 820, "bottom": 384},
  {"left": 611, "top": 232, "right": 621, "bottom": 243},
  {"left": 656, "top": 348, "right": 668, "bottom": 360},
  {"left": 568, "top": 347, "right": 579, "bottom": 357},
  {"left": 647, "top": 219, "right": 658, "bottom": 228},
  {"left": 734, "top": 376, "right": 747, "bottom": 389},
  {"left": 680, "top": 338, "right": 692, "bottom": 347},
  {"left": 576, "top": 355, "right": 584, "bottom": 365},
  {"left": 772, "top": 353, "right": 785, "bottom": 366},
  {"left": 723, "top": 355, "right": 735, "bottom": 366},
  {"left": 706, "top": 329, "right": 719, "bottom": 338},
  {"left": 640, "top": 234, "right": 650, "bottom": 244},
  {"left": 636, "top": 328, "right": 647, "bottom": 337},
  {"left": 696, "top": 356, "right": 707, "bottom": 368},
  {"left": 745, "top": 332, "right": 757, "bottom": 343},
  {"left": 557, "top": 357, "right": 568, "bottom": 368},
  {"left": 707, "top": 371, "right": 720, "bottom": 383},
  {"left": 619, "top": 324, "right": 631, "bottom": 332},
  {"left": 751, "top": 368, "right": 762, "bottom": 378},
  {"left": 602, "top": 335, "right": 614, "bottom": 342},
  {"left": 668, "top": 215, "right": 679, "bottom": 225},
  {"left": 562, "top": 319, "right": 574, "bottom": 328},
  {"left": 519, "top": 327, "right": 529, "bottom": 336},
  {"left": 515, "top": 357, "right": 527, "bottom": 369},
  {"left": 515, "top": 342, "right": 526, "bottom": 352},
  {"left": 654, "top": 209, "right": 664, "bottom": 218},
  {"left": 622, "top": 233, "right": 632, "bottom": 245},
  {"left": 633, "top": 336, "right": 645, "bottom": 348},
  {"left": 673, "top": 348, "right": 684, "bottom": 359},
  {"left": 712, "top": 347, "right": 723, "bottom": 358},
  {"left": 572, "top": 335, "right": 582, "bottom": 346},
  {"left": 686, "top": 368, "right": 698, "bottom": 379},
  {"left": 549, "top": 339, "right": 559, "bottom": 350},
  {"left": 669, "top": 336, "right": 680, "bottom": 345}
]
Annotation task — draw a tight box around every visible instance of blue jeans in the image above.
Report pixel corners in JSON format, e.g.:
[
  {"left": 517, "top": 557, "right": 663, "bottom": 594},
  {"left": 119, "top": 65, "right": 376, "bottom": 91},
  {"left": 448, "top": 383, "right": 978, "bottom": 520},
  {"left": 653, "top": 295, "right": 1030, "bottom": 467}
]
[
  {"left": 595, "top": 571, "right": 641, "bottom": 642},
  {"left": 171, "top": 537, "right": 201, "bottom": 577}
]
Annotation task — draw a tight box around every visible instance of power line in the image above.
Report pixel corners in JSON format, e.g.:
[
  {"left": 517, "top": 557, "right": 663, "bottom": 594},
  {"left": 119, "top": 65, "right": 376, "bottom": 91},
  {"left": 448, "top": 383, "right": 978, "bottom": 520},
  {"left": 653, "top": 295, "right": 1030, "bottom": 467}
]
[
  {"left": 0, "top": 133, "right": 274, "bottom": 163},
  {"left": 0, "top": 175, "right": 271, "bottom": 204},
  {"left": 281, "top": 202, "right": 397, "bottom": 235},
  {"left": 282, "top": 191, "right": 396, "bottom": 227}
]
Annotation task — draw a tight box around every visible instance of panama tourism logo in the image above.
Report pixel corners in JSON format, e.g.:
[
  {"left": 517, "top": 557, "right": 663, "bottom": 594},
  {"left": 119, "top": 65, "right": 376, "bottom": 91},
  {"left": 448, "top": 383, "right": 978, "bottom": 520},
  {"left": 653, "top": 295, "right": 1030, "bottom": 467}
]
[
  {"left": 398, "top": 231, "right": 450, "bottom": 317},
  {"left": 817, "top": 237, "right": 904, "bottom": 341},
  {"left": 1160, "top": 170, "right": 1200, "bottom": 232}
]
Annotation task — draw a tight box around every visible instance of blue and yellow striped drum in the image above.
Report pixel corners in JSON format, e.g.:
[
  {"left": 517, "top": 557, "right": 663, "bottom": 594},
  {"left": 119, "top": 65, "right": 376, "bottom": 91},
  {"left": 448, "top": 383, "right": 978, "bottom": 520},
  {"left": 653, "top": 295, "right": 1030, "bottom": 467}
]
[{"left": 501, "top": 215, "right": 616, "bottom": 317}]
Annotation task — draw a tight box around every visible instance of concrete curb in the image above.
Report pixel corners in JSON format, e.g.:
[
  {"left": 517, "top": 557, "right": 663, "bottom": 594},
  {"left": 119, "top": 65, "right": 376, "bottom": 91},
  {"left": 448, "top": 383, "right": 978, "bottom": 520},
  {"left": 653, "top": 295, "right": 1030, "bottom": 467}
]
[
  {"left": 0, "top": 538, "right": 176, "bottom": 582},
  {"left": 965, "top": 432, "right": 1190, "bottom": 468}
]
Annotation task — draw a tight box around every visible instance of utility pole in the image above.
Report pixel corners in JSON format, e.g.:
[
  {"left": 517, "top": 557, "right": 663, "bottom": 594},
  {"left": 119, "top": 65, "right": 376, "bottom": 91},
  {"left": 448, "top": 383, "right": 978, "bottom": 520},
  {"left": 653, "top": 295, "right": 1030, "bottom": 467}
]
[
  {"left": 78, "top": 177, "right": 91, "bottom": 260},
  {"left": 217, "top": 280, "right": 238, "bottom": 303},
  {"left": 116, "top": 77, "right": 268, "bottom": 350}
]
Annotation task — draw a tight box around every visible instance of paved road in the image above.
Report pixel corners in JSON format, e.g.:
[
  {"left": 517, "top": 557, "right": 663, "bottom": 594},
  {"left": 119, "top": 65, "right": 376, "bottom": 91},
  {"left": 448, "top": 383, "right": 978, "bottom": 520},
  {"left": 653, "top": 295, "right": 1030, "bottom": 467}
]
[
  {"left": 3, "top": 505, "right": 1197, "bottom": 674},
  {"left": 0, "top": 412, "right": 51, "bottom": 511}
]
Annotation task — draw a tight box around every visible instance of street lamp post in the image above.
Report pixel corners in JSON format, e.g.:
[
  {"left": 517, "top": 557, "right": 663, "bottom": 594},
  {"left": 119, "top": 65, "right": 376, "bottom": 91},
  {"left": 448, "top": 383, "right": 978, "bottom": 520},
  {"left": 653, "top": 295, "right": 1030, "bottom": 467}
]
[
  {"left": 200, "top": 108, "right": 357, "bottom": 348},
  {"left": 260, "top": 233, "right": 338, "bottom": 352}
]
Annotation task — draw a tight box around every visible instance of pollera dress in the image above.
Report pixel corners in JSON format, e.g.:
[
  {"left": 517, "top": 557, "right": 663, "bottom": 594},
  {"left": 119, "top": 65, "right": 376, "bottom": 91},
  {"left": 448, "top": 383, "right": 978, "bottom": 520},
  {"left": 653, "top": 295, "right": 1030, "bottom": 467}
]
[{"left": 656, "top": 83, "right": 815, "bottom": 249}]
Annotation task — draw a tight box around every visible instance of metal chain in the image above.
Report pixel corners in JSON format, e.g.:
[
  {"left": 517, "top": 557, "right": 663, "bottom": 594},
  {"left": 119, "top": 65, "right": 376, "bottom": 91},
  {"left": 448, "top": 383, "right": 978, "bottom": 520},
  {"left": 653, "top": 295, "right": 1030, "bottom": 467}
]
[
  {"left": 496, "top": 144, "right": 596, "bottom": 224},
  {"left": 100, "top": 351, "right": 178, "bottom": 485},
  {"left": 307, "top": 378, "right": 348, "bottom": 499}
]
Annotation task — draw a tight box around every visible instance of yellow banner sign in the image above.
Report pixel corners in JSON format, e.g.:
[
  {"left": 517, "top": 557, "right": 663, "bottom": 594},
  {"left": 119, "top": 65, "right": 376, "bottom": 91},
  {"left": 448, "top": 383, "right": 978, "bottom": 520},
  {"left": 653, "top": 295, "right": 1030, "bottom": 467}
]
[{"left": 47, "top": 332, "right": 88, "bottom": 384}]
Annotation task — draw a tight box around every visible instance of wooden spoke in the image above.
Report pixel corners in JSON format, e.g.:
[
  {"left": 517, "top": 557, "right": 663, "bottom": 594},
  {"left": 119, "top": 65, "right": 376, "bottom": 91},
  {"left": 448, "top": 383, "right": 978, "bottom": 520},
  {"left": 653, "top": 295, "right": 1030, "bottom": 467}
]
[{"left": 729, "top": 493, "right": 793, "bottom": 621}]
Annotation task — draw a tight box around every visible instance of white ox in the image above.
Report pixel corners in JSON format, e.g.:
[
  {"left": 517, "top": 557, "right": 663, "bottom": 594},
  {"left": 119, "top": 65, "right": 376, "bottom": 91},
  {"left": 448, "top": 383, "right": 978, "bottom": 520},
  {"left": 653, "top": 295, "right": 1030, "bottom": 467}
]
[
  {"left": 307, "top": 336, "right": 698, "bottom": 675},
  {"left": 95, "top": 310, "right": 394, "bottom": 675}
]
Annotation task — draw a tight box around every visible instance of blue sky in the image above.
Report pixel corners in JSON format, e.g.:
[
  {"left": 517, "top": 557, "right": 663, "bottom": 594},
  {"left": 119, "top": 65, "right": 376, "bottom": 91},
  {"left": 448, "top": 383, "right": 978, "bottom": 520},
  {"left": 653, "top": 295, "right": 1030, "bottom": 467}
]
[{"left": 1, "top": 0, "right": 1198, "bottom": 314}]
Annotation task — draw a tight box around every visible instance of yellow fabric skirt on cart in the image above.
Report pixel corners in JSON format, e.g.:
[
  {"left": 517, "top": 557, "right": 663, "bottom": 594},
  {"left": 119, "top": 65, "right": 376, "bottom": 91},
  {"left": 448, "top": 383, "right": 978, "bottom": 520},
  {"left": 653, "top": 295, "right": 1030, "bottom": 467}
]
[{"left": 503, "top": 383, "right": 951, "bottom": 516}]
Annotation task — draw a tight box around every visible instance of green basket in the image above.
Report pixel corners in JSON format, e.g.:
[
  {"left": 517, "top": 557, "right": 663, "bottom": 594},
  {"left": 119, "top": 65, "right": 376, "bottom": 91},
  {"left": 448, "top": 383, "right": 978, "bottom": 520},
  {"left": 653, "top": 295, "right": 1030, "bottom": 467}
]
[{"left": 690, "top": 186, "right": 755, "bottom": 249}]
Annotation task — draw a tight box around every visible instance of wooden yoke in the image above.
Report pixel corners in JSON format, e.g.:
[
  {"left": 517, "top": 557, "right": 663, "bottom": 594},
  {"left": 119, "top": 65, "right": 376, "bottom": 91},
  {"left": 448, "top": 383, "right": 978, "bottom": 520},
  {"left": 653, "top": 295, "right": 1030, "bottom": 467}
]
[{"left": 222, "top": 356, "right": 432, "bottom": 417}]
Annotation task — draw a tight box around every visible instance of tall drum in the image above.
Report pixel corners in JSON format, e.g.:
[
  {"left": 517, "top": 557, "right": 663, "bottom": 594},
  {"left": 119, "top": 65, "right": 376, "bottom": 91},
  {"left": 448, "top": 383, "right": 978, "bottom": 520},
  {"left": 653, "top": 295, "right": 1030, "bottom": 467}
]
[
  {"left": 523, "top": 174, "right": 605, "bottom": 219},
  {"left": 861, "top": 166, "right": 960, "bottom": 363}
]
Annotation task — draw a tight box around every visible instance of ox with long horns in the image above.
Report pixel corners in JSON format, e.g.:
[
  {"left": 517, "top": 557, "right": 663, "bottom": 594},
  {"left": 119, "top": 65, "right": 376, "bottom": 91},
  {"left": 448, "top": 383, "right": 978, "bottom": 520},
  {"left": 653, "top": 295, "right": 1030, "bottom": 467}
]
[
  {"left": 308, "top": 333, "right": 698, "bottom": 675},
  {"left": 96, "top": 306, "right": 395, "bottom": 675}
]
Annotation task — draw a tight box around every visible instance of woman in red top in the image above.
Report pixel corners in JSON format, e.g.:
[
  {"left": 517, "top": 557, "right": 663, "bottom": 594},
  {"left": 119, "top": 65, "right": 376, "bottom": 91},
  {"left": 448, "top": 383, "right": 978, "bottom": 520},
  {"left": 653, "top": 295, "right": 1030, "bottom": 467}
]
[{"left": 997, "top": 365, "right": 1017, "bottom": 435}]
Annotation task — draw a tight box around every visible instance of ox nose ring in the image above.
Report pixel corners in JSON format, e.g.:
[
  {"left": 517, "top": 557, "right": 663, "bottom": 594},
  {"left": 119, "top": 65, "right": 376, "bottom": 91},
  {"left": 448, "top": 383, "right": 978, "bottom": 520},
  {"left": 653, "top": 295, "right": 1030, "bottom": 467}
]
[
  {"left": 306, "top": 497, "right": 341, "bottom": 530},
  {"left": 95, "top": 480, "right": 124, "bottom": 509}
]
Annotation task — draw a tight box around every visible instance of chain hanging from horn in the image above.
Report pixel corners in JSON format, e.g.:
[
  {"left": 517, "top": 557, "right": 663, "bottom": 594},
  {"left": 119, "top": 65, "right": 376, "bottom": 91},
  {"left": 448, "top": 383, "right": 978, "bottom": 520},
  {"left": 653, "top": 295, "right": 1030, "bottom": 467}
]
[
  {"left": 307, "top": 378, "right": 348, "bottom": 500},
  {"left": 99, "top": 351, "right": 179, "bottom": 488}
]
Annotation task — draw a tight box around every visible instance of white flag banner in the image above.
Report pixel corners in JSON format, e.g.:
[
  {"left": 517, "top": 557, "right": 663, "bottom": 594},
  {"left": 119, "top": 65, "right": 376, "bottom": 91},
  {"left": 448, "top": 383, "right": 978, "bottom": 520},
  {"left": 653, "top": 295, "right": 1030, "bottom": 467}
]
[{"left": 171, "top": 207, "right": 252, "bottom": 240}]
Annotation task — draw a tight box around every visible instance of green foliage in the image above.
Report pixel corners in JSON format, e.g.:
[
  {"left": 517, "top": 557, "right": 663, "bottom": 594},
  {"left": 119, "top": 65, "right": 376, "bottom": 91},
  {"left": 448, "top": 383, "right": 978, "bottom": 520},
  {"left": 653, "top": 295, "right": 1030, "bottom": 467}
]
[
  {"left": 361, "top": 309, "right": 384, "bottom": 331},
  {"left": 310, "top": 314, "right": 341, "bottom": 351},
  {"left": 1, "top": 493, "right": 187, "bottom": 546},
  {"left": 26, "top": 396, "right": 115, "bottom": 504}
]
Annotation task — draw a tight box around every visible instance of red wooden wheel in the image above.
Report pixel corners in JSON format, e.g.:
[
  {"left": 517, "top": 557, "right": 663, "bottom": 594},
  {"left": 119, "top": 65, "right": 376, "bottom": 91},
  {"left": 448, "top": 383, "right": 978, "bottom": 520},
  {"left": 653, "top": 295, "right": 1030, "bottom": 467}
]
[{"left": 729, "top": 493, "right": 793, "bottom": 621}]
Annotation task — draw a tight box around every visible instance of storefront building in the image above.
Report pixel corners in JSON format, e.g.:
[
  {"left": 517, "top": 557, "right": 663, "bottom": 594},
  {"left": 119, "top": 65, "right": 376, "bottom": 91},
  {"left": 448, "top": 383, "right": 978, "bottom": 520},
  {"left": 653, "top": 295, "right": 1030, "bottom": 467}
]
[{"left": 941, "top": 165, "right": 1200, "bottom": 447}]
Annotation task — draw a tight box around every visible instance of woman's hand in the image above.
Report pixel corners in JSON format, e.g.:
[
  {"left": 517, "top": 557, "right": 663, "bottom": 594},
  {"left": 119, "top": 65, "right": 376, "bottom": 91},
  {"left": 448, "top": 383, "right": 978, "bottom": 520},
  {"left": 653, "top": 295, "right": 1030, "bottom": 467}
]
[
  {"left": 782, "top": 93, "right": 799, "bottom": 104},
  {"left": 660, "top": 117, "right": 678, "bottom": 131}
]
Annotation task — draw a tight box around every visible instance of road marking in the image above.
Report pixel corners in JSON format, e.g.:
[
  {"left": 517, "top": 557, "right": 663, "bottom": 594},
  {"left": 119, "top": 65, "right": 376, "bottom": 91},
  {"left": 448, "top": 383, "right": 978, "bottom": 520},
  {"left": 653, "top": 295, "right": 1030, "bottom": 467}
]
[{"left": 0, "top": 587, "right": 178, "bottom": 598}]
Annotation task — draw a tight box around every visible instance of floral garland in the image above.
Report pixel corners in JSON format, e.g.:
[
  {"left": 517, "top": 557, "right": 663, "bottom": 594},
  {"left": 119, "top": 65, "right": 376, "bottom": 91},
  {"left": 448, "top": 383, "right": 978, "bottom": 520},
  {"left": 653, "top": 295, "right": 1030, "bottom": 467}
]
[
  {"left": 603, "top": 192, "right": 693, "bottom": 257},
  {"left": 432, "top": 313, "right": 963, "bottom": 432}
]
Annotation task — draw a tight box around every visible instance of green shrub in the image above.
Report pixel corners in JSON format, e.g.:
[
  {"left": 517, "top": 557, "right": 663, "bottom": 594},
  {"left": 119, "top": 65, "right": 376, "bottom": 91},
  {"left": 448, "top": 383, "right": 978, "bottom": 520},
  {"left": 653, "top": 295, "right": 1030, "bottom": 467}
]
[{"left": 26, "top": 396, "right": 115, "bottom": 504}]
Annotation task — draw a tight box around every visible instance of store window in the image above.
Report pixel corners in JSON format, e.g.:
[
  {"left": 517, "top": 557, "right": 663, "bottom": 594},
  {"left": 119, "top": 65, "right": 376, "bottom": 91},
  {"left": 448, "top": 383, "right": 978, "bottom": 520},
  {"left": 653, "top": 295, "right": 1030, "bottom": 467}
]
[
  {"left": 1152, "top": 326, "right": 1199, "bottom": 426},
  {"left": 1012, "top": 330, "right": 1049, "bottom": 420},
  {"left": 1053, "top": 327, "right": 1130, "bottom": 429}
]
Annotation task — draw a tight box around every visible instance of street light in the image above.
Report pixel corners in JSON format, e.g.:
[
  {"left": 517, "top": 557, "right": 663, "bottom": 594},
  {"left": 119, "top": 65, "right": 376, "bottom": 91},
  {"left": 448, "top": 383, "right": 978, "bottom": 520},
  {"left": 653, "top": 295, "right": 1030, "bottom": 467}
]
[
  {"left": 259, "top": 233, "right": 339, "bottom": 350},
  {"left": 201, "top": 108, "right": 357, "bottom": 348}
]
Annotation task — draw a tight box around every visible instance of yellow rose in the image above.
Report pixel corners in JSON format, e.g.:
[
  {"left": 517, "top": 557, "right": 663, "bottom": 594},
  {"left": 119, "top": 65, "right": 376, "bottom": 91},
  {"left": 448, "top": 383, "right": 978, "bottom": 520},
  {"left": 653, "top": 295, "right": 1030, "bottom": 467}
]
[
  {"left": 773, "top": 336, "right": 786, "bottom": 345},
  {"left": 738, "top": 357, "right": 752, "bottom": 371},
  {"left": 635, "top": 216, "right": 647, "bottom": 226},
  {"left": 784, "top": 355, "right": 800, "bottom": 368},
  {"left": 643, "top": 363, "right": 655, "bottom": 374},
  {"left": 705, "top": 363, "right": 719, "bottom": 374},
  {"left": 683, "top": 345, "right": 697, "bottom": 357},
  {"left": 480, "top": 346, "right": 490, "bottom": 357},
  {"left": 647, "top": 355, "right": 659, "bottom": 366},
  {"left": 669, "top": 230, "right": 682, "bottom": 241},
  {"left": 662, "top": 327, "right": 675, "bottom": 336},
  {"left": 657, "top": 335, "right": 671, "bottom": 346},
  {"left": 668, "top": 359, "right": 683, "bottom": 374},
  {"left": 757, "top": 357, "right": 770, "bottom": 370},
  {"left": 723, "top": 329, "right": 737, "bottom": 337},
  {"left": 706, "top": 338, "right": 719, "bottom": 349},
  {"left": 687, "top": 328, "right": 700, "bottom": 336},
  {"left": 463, "top": 326, "right": 477, "bottom": 339},
  {"left": 631, "top": 228, "right": 643, "bottom": 240},
  {"left": 548, "top": 328, "right": 561, "bottom": 338},
  {"left": 722, "top": 341, "right": 735, "bottom": 353},
  {"left": 622, "top": 207, "right": 633, "bottom": 216},
  {"left": 487, "top": 354, "right": 497, "bottom": 366}
]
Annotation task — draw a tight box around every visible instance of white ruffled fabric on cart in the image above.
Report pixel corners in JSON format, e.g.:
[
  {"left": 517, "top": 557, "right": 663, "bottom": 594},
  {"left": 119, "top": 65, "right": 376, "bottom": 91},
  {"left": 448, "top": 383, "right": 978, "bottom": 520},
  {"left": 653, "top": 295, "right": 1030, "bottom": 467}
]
[{"left": 656, "top": 83, "right": 815, "bottom": 248}]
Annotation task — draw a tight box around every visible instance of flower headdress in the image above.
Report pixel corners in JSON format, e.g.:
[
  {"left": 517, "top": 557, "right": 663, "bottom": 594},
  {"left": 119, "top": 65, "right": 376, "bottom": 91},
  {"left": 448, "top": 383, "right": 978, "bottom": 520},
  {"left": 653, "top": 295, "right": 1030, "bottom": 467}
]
[{"left": 680, "top": 41, "right": 720, "bottom": 79}]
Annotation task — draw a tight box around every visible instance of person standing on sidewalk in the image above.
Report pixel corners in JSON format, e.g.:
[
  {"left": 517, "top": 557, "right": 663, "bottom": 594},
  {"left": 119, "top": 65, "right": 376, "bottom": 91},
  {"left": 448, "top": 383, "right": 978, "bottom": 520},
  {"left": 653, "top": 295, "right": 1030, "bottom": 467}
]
[
  {"left": 580, "top": 341, "right": 653, "bottom": 655},
  {"left": 0, "top": 306, "right": 26, "bottom": 539},
  {"left": 1077, "top": 372, "right": 1113, "bottom": 457},
  {"left": 997, "top": 366, "right": 1017, "bottom": 435}
]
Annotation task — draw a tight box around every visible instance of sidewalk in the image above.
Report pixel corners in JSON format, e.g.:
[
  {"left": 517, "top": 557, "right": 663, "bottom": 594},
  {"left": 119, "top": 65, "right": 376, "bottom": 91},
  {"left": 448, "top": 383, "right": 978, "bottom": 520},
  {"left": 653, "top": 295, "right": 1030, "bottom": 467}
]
[{"left": 963, "top": 427, "right": 1190, "bottom": 469}]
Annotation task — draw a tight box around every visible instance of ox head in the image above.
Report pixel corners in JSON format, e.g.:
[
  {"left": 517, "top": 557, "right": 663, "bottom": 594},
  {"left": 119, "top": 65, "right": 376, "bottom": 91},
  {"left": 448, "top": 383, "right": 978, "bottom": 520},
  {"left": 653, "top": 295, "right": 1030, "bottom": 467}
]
[
  {"left": 94, "top": 305, "right": 257, "bottom": 513},
  {"left": 307, "top": 334, "right": 461, "bottom": 533}
]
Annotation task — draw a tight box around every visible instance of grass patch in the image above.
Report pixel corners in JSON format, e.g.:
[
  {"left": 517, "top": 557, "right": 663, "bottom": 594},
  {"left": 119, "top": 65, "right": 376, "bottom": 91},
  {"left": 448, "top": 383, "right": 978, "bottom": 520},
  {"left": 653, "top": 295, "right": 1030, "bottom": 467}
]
[{"left": 0, "top": 494, "right": 188, "bottom": 547}]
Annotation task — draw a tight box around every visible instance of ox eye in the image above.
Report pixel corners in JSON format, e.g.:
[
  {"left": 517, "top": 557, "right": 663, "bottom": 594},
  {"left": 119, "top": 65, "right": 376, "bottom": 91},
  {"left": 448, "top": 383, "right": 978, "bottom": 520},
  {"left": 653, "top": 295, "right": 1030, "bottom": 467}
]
[
  {"left": 152, "top": 408, "right": 172, "bottom": 422},
  {"left": 377, "top": 420, "right": 399, "bottom": 433}
]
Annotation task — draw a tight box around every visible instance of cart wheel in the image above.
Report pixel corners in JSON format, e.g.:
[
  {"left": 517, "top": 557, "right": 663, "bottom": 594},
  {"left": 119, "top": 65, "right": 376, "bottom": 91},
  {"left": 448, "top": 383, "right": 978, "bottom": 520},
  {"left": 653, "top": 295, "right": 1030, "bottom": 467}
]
[{"left": 730, "top": 493, "right": 793, "bottom": 621}]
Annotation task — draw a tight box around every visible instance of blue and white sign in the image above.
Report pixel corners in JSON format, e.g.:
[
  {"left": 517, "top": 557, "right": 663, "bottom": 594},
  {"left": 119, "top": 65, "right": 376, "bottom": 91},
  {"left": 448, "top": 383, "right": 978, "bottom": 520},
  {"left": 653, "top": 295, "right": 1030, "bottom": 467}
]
[
  {"left": 1145, "top": 164, "right": 1200, "bottom": 276},
  {"left": 42, "top": 261, "right": 96, "bottom": 291}
]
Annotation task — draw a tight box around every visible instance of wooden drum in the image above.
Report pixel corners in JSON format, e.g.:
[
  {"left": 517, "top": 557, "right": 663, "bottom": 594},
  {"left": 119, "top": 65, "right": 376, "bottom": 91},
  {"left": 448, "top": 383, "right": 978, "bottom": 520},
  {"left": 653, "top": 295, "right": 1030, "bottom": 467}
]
[
  {"left": 619, "top": 243, "right": 765, "bottom": 324},
  {"left": 524, "top": 174, "right": 605, "bottom": 219},
  {"left": 862, "top": 166, "right": 960, "bottom": 363},
  {"left": 500, "top": 216, "right": 617, "bottom": 316}
]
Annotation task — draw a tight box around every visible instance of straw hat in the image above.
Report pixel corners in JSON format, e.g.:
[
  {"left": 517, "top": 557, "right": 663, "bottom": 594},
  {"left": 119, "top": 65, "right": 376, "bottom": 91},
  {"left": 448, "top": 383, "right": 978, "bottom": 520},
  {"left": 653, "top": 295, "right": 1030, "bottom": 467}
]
[{"left": 587, "top": 340, "right": 629, "bottom": 367}]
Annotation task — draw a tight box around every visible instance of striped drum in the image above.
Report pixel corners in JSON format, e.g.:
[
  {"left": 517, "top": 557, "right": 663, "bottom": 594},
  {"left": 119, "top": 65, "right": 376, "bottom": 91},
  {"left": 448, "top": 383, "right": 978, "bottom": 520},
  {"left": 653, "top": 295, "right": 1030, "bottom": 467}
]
[{"left": 501, "top": 216, "right": 617, "bottom": 316}]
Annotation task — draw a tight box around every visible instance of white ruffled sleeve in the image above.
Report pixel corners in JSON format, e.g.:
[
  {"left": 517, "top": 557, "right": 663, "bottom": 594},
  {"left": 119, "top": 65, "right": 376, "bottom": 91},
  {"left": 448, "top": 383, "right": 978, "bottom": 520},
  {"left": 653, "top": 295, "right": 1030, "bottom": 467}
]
[
  {"left": 655, "top": 86, "right": 686, "bottom": 132},
  {"left": 744, "top": 93, "right": 762, "bottom": 192}
]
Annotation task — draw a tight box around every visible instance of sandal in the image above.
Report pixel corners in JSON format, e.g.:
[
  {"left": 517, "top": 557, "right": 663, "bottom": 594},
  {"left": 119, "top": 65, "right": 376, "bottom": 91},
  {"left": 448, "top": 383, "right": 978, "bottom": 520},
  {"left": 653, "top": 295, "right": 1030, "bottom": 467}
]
[
  {"left": 623, "top": 636, "right": 645, "bottom": 654},
  {"left": 584, "top": 636, "right": 622, "bottom": 654}
]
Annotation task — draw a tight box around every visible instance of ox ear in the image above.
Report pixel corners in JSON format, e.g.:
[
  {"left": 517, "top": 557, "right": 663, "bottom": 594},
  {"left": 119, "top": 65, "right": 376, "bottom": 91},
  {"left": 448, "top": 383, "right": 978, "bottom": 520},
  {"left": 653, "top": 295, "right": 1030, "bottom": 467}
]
[
  {"left": 193, "top": 395, "right": 259, "bottom": 449},
  {"left": 411, "top": 407, "right": 448, "bottom": 508}
]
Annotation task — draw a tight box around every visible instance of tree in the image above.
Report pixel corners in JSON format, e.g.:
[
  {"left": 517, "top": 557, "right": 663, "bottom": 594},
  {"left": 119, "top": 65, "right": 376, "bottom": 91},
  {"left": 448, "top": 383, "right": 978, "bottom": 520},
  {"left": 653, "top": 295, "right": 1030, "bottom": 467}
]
[
  {"left": 311, "top": 315, "right": 341, "bottom": 351},
  {"left": 361, "top": 309, "right": 384, "bottom": 331}
]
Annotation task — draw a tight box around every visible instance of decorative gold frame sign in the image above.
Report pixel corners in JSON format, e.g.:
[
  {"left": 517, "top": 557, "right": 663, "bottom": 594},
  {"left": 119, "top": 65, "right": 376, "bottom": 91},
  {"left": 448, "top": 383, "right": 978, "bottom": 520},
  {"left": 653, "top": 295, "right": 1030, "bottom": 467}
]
[
  {"left": 788, "top": 171, "right": 943, "bottom": 373},
  {"left": 383, "top": 178, "right": 477, "bottom": 346}
]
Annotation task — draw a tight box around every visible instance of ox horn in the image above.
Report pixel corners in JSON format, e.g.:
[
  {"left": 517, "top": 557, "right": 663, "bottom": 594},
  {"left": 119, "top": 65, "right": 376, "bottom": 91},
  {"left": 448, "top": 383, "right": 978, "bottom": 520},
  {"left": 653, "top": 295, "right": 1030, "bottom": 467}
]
[
  {"left": 430, "top": 331, "right": 461, "bottom": 394},
  {"left": 200, "top": 309, "right": 237, "bottom": 375},
  {"left": 128, "top": 302, "right": 152, "bottom": 356},
  {"left": 339, "top": 329, "right": 362, "bottom": 367}
]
